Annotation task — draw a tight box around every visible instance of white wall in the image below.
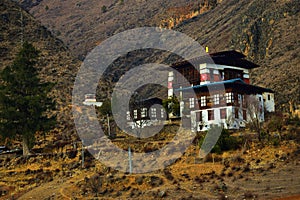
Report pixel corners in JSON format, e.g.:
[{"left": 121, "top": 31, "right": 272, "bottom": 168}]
[
  {"left": 263, "top": 92, "right": 275, "bottom": 112},
  {"left": 191, "top": 106, "right": 246, "bottom": 131},
  {"left": 199, "top": 63, "right": 250, "bottom": 85},
  {"left": 168, "top": 71, "right": 174, "bottom": 98},
  {"left": 255, "top": 94, "right": 265, "bottom": 122}
]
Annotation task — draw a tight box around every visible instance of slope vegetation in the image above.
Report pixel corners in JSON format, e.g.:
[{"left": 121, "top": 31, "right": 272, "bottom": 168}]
[
  {"left": 18, "top": 0, "right": 220, "bottom": 59},
  {"left": 19, "top": 0, "right": 300, "bottom": 108},
  {"left": 0, "top": 0, "right": 80, "bottom": 139},
  {"left": 176, "top": 0, "right": 300, "bottom": 108}
]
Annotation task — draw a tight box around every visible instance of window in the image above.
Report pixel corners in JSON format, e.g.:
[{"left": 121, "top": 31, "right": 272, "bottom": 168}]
[
  {"left": 196, "top": 111, "right": 202, "bottom": 121},
  {"left": 189, "top": 98, "right": 195, "bottom": 108},
  {"left": 243, "top": 110, "right": 247, "bottom": 120},
  {"left": 235, "top": 108, "right": 239, "bottom": 119},
  {"left": 219, "top": 94, "right": 226, "bottom": 103},
  {"left": 200, "top": 96, "right": 206, "bottom": 107},
  {"left": 258, "top": 96, "right": 262, "bottom": 102},
  {"left": 220, "top": 71, "right": 225, "bottom": 80},
  {"left": 151, "top": 108, "right": 157, "bottom": 118},
  {"left": 133, "top": 110, "right": 138, "bottom": 119},
  {"left": 220, "top": 108, "right": 227, "bottom": 119},
  {"left": 210, "top": 69, "right": 214, "bottom": 82},
  {"left": 238, "top": 94, "right": 242, "bottom": 105},
  {"left": 161, "top": 108, "right": 164, "bottom": 119},
  {"left": 193, "top": 68, "right": 199, "bottom": 84},
  {"left": 214, "top": 94, "right": 220, "bottom": 105},
  {"left": 224, "top": 69, "right": 243, "bottom": 80},
  {"left": 141, "top": 108, "right": 147, "bottom": 118},
  {"left": 226, "top": 93, "right": 233, "bottom": 103},
  {"left": 208, "top": 110, "right": 214, "bottom": 121},
  {"left": 268, "top": 94, "right": 271, "bottom": 101},
  {"left": 207, "top": 96, "right": 213, "bottom": 106},
  {"left": 126, "top": 111, "right": 131, "bottom": 121},
  {"left": 242, "top": 95, "right": 246, "bottom": 106}
]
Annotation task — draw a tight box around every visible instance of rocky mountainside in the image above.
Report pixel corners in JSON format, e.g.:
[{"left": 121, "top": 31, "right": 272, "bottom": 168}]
[
  {"left": 16, "top": 0, "right": 299, "bottom": 110},
  {"left": 16, "top": 0, "right": 221, "bottom": 60},
  {"left": 176, "top": 0, "right": 300, "bottom": 110},
  {"left": 0, "top": 0, "right": 80, "bottom": 140}
]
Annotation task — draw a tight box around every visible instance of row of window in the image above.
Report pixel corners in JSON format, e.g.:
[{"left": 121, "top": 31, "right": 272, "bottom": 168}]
[
  {"left": 259, "top": 94, "right": 272, "bottom": 102},
  {"left": 175, "top": 66, "right": 200, "bottom": 86},
  {"left": 196, "top": 108, "right": 247, "bottom": 121},
  {"left": 189, "top": 93, "right": 246, "bottom": 108},
  {"left": 127, "top": 108, "right": 164, "bottom": 120},
  {"left": 176, "top": 68, "right": 244, "bottom": 84}
]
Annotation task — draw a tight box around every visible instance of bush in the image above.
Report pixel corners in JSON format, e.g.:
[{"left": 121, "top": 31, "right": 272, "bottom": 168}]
[
  {"left": 260, "top": 131, "right": 269, "bottom": 141},
  {"left": 98, "top": 99, "right": 111, "bottom": 116},
  {"left": 101, "top": 5, "right": 107, "bottom": 13},
  {"left": 212, "top": 144, "right": 222, "bottom": 154},
  {"left": 198, "top": 128, "right": 241, "bottom": 154},
  {"left": 266, "top": 113, "right": 285, "bottom": 132},
  {"left": 271, "top": 137, "right": 280, "bottom": 147},
  {"left": 87, "top": 174, "right": 102, "bottom": 194}
]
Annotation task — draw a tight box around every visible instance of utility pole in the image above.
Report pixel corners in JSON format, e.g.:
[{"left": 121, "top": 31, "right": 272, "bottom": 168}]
[
  {"left": 128, "top": 147, "right": 132, "bottom": 174},
  {"left": 107, "top": 114, "right": 111, "bottom": 137}
]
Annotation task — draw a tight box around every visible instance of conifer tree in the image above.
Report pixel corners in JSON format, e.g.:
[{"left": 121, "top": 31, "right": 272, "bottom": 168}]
[{"left": 0, "top": 42, "right": 56, "bottom": 155}]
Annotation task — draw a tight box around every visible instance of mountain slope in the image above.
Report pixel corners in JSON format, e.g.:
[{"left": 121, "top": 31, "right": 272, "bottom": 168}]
[
  {"left": 15, "top": 0, "right": 300, "bottom": 109},
  {"left": 175, "top": 0, "right": 300, "bottom": 109},
  {"left": 17, "top": 0, "right": 220, "bottom": 60},
  {"left": 0, "top": 0, "right": 80, "bottom": 139}
]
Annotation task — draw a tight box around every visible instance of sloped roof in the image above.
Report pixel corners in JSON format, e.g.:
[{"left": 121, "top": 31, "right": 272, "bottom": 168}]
[{"left": 171, "top": 50, "right": 259, "bottom": 69}]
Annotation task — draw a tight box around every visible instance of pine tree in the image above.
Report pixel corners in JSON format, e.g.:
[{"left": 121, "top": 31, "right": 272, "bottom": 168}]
[{"left": 0, "top": 42, "right": 56, "bottom": 155}]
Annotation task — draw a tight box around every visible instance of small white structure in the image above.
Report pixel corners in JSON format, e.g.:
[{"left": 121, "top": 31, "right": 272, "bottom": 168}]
[
  {"left": 262, "top": 92, "right": 275, "bottom": 112},
  {"left": 83, "top": 94, "right": 103, "bottom": 107}
]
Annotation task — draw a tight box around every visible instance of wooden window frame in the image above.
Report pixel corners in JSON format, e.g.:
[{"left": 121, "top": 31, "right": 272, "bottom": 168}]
[
  {"left": 208, "top": 110, "right": 214, "bottom": 121},
  {"left": 220, "top": 108, "right": 227, "bottom": 119}
]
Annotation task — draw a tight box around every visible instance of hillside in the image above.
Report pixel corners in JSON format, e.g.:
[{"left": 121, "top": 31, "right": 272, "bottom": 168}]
[
  {"left": 1, "top": 125, "right": 300, "bottom": 199},
  {"left": 0, "top": 1, "right": 300, "bottom": 199},
  {"left": 176, "top": 0, "right": 300, "bottom": 110},
  {"left": 0, "top": 0, "right": 80, "bottom": 141},
  {"left": 18, "top": 0, "right": 300, "bottom": 109},
  {"left": 17, "top": 0, "right": 220, "bottom": 60}
]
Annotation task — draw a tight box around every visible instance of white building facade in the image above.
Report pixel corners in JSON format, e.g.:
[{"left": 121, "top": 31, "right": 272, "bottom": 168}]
[{"left": 169, "top": 51, "right": 275, "bottom": 131}]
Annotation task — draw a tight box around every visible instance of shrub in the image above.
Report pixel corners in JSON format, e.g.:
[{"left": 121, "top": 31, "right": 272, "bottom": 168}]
[
  {"left": 266, "top": 112, "right": 285, "bottom": 132},
  {"left": 198, "top": 128, "right": 241, "bottom": 154},
  {"left": 101, "top": 5, "right": 107, "bottom": 13},
  {"left": 271, "top": 137, "right": 280, "bottom": 147},
  {"left": 87, "top": 174, "right": 102, "bottom": 194}
]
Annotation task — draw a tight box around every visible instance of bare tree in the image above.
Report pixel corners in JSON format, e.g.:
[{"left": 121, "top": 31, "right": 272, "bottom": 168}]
[
  {"left": 244, "top": 95, "right": 264, "bottom": 142},
  {"left": 225, "top": 112, "right": 236, "bottom": 129}
]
